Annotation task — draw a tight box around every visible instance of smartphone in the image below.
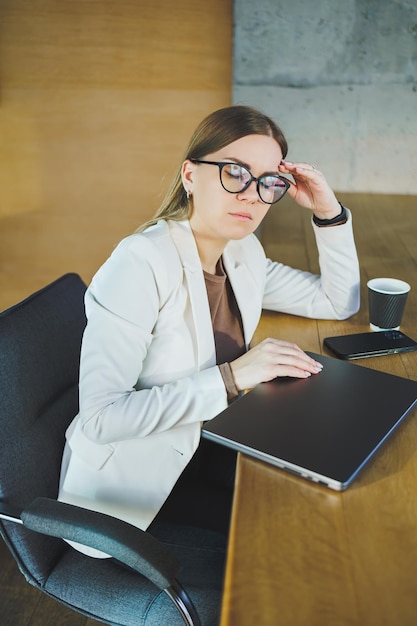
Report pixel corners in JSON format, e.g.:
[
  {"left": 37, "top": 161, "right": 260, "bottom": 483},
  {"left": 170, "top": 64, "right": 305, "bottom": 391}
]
[{"left": 323, "top": 330, "right": 417, "bottom": 360}]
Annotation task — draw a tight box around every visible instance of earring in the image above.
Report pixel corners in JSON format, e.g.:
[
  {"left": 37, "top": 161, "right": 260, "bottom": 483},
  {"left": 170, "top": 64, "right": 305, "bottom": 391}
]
[{"left": 186, "top": 189, "right": 192, "bottom": 199}]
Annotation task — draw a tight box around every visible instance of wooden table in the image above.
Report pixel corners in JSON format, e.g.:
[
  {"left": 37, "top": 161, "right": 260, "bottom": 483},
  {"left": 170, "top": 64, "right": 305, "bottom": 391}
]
[{"left": 220, "top": 196, "right": 417, "bottom": 626}]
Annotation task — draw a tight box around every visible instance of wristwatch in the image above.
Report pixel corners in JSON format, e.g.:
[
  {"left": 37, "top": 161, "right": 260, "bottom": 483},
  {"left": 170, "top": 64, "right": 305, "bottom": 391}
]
[{"left": 313, "top": 202, "right": 347, "bottom": 227}]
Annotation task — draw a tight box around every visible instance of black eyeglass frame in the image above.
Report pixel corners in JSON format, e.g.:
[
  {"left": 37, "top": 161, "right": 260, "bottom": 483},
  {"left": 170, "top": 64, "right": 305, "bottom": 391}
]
[{"left": 190, "top": 159, "right": 290, "bottom": 205}]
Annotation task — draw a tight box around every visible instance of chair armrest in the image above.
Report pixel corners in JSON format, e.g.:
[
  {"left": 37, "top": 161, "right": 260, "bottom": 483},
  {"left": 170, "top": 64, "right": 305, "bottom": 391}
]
[{"left": 20, "top": 497, "right": 180, "bottom": 590}]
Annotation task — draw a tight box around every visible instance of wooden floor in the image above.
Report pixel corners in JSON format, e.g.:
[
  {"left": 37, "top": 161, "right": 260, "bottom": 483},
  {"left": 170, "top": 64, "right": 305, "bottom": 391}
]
[{"left": 1, "top": 192, "right": 416, "bottom": 624}]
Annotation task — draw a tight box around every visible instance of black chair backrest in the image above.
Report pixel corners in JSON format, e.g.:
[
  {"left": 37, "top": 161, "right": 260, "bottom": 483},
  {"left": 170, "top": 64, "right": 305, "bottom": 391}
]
[{"left": 0, "top": 273, "right": 87, "bottom": 584}]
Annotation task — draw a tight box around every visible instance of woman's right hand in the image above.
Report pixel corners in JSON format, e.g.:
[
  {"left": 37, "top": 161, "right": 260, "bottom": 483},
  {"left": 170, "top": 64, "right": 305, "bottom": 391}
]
[{"left": 230, "top": 338, "right": 323, "bottom": 391}]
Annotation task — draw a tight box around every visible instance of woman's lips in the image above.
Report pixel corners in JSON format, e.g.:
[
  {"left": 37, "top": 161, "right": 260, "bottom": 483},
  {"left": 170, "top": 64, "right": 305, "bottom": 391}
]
[{"left": 229, "top": 211, "right": 253, "bottom": 221}]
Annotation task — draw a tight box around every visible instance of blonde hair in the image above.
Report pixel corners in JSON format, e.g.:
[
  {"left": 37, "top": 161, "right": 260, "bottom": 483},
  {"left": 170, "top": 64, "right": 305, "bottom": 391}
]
[{"left": 136, "top": 105, "right": 288, "bottom": 233}]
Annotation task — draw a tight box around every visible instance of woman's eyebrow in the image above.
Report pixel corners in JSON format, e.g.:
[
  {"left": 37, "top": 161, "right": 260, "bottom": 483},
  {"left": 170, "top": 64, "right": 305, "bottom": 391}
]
[
  {"left": 222, "top": 157, "right": 279, "bottom": 175},
  {"left": 222, "top": 157, "right": 250, "bottom": 167}
]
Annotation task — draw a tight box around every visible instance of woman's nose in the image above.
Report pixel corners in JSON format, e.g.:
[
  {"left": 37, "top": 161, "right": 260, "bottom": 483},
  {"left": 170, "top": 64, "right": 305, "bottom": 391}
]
[{"left": 237, "top": 180, "right": 259, "bottom": 203}]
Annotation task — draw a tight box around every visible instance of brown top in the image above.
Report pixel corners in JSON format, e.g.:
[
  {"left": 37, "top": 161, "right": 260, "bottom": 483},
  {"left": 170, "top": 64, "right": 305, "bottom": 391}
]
[{"left": 204, "top": 258, "right": 245, "bottom": 400}]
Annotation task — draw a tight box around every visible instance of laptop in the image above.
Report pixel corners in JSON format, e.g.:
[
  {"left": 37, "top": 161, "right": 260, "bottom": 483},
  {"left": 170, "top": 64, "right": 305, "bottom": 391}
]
[{"left": 203, "top": 352, "right": 417, "bottom": 491}]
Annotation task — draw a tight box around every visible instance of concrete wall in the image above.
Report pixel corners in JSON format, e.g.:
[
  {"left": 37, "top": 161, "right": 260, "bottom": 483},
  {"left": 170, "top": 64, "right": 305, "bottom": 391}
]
[{"left": 233, "top": 0, "right": 417, "bottom": 194}]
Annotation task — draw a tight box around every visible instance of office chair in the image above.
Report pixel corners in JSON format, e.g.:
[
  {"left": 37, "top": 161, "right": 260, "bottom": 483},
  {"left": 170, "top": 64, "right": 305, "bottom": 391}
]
[{"left": 0, "top": 273, "right": 226, "bottom": 626}]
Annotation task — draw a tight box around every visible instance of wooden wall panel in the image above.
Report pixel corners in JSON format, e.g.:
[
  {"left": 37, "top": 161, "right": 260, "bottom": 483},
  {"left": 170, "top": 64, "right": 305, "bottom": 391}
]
[{"left": 0, "top": 0, "right": 232, "bottom": 309}]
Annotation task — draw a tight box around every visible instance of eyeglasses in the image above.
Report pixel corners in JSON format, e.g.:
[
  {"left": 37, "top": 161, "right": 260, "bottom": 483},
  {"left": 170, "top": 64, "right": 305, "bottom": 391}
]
[{"left": 191, "top": 159, "right": 290, "bottom": 205}]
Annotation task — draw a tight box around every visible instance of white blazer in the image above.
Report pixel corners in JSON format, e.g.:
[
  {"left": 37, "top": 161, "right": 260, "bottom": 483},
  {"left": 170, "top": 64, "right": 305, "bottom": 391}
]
[{"left": 59, "top": 215, "right": 360, "bottom": 548}]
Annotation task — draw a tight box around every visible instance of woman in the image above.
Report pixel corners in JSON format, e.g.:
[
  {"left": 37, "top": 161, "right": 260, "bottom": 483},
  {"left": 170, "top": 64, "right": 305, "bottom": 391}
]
[{"left": 58, "top": 105, "right": 360, "bottom": 554}]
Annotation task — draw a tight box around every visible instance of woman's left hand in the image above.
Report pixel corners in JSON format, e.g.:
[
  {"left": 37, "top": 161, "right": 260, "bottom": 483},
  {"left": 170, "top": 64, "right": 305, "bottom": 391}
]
[{"left": 278, "top": 160, "right": 341, "bottom": 220}]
